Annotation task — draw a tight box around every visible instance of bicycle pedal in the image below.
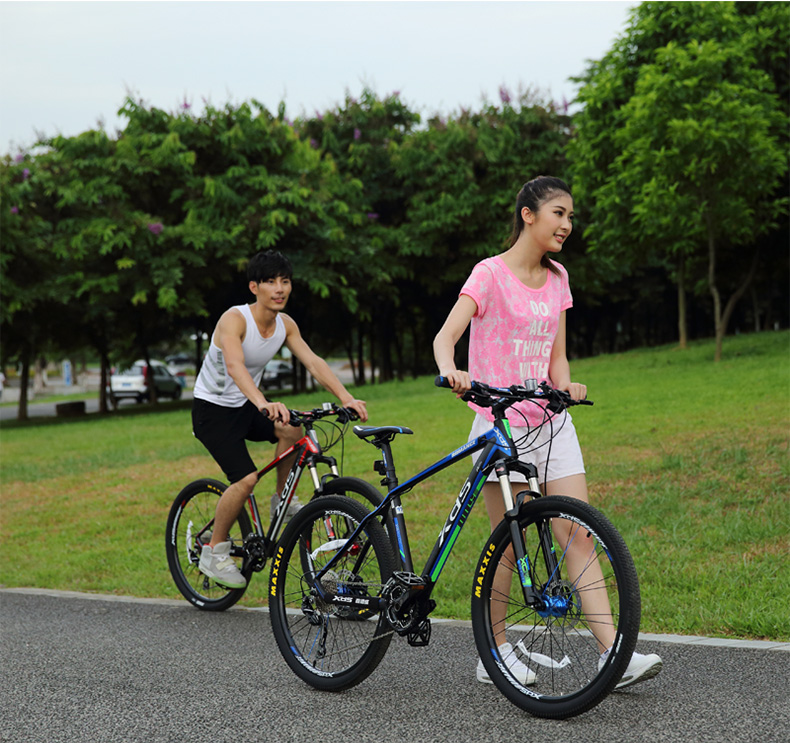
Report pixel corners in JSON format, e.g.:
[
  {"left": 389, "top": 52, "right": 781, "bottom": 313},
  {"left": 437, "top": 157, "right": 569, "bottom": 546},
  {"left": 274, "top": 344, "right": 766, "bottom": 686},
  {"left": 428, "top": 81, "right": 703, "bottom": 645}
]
[{"left": 407, "top": 618, "right": 431, "bottom": 647}]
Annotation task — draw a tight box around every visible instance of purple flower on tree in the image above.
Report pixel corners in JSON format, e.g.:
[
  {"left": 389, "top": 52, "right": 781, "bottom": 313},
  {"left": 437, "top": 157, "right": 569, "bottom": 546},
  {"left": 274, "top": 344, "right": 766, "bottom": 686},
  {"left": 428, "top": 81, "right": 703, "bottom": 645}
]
[
  {"left": 147, "top": 222, "right": 164, "bottom": 235},
  {"left": 353, "top": 128, "right": 361, "bottom": 140},
  {"left": 310, "top": 138, "right": 318, "bottom": 149},
  {"left": 366, "top": 212, "right": 379, "bottom": 220},
  {"left": 499, "top": 85, "right": 511, "bottom": 105},
  {"left": 22, "top": 168, "right": 30, "bottom": 179},
  {"left": 10, "top": 206, "right": 19, "bottom": 214}
]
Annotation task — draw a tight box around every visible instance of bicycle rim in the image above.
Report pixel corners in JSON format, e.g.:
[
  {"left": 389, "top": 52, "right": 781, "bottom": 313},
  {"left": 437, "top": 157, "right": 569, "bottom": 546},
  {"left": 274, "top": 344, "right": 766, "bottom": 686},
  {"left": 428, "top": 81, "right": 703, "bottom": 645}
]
[
  {"left": 165, "top": 478, "right": 252, "bottom": 611},
  {"left": 317, "top": 477, "right": 400, "bottom": 568},
  {"left": 269, "top": 495, "right": 396, "bottom": 691},
  {"left": 471, "top": 495, "right": 641, "bottom": 718}
]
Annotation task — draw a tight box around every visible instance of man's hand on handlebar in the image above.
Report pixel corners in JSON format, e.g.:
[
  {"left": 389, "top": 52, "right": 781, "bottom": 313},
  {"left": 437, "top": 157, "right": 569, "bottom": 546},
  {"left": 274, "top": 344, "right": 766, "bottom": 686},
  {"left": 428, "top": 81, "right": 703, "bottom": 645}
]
[
  {"left": 260, "top": 401, "right": 291, "bottom": 425},
  {"left": 342, "top": 398, "right": 369, "bottom": 423}
]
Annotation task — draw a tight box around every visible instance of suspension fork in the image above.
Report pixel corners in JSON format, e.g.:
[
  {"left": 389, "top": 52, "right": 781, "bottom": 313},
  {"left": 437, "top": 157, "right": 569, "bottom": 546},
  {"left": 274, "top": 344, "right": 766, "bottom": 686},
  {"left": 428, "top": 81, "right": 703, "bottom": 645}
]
[
  {"left": 518, "top": 465, "right": 561, "bottom": 582},
  {"left": 496, "top": 462, "right": 543, "bottom": 607}
]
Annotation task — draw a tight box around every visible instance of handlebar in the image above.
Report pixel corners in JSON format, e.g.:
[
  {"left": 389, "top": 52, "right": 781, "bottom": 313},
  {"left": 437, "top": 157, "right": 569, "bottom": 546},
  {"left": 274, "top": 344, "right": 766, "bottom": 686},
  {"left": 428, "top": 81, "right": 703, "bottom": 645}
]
[
  {"left": 434, "top": 375, "right": 593, "bottom": 413},
  {"left": 261, "top": 402, "right": 360, "bottom": 426}
]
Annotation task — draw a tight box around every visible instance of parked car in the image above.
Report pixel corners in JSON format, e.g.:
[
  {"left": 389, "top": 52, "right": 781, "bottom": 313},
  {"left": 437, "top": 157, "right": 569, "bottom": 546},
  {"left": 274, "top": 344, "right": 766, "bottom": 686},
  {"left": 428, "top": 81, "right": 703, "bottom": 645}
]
[
  {"left": 110, "top": 360, "right": 183, "bottom": 404},
  {"left": 165, "top": 353, "right": 193, "bottom": 376},
  {"left": 261, "top": 360, "right": 292, "bottom": 389}
]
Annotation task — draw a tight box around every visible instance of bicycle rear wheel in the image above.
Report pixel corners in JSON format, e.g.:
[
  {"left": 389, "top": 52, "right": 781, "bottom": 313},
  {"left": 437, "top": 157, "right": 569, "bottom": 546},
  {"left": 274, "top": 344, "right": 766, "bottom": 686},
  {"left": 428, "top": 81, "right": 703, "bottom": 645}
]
[
  {"left": 471, "top": 495, "right": 640, "bottom": 718},
  {"left": 165, "top": 478, "right": 253, "bottom": 611},
  {"left": 269, "top": 495, "right": 396, "bottom": 691},
  {"left": 316, "top": 476, "right": 399, "bottom": 567}
]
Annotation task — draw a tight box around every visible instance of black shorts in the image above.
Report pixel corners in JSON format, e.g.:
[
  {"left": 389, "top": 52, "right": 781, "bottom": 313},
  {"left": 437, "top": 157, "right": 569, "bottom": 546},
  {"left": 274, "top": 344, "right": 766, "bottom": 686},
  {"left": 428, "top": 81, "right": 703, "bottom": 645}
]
[{"left": 192, "top": 398, "right": 278, "bottom": 484}]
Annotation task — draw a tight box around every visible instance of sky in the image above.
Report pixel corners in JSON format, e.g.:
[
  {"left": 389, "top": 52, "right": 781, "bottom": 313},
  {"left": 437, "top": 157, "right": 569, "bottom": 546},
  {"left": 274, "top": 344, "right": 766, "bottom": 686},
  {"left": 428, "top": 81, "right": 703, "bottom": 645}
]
[{"left": 0, "top": 0, "right": 636, "bottom": 155}]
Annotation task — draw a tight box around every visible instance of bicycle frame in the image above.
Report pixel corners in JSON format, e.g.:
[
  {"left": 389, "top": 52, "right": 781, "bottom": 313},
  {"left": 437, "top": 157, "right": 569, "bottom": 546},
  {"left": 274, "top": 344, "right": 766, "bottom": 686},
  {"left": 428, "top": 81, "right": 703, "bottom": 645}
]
[
  {"left": 311, "top": 412, "right": 548, "bottom": 608},
  {"left": 244, "top": 426, "right": 341, "bottom": 542}
]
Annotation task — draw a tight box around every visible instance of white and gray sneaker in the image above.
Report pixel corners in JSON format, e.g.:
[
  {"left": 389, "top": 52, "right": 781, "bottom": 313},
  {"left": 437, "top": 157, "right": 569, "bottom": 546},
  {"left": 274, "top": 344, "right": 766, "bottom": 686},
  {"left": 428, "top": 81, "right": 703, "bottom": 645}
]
[
  {"left": 477, "top": 642, "right": 537, "bottom": 686},
  {"left": 270, "top": 493, "right": 304, "bottom": 522},
  {"left": 600, "top": 648, "right": 663, "bottom": 689},
  {"left": 198, "top": 541, "right": 246, "bottom": 589}
]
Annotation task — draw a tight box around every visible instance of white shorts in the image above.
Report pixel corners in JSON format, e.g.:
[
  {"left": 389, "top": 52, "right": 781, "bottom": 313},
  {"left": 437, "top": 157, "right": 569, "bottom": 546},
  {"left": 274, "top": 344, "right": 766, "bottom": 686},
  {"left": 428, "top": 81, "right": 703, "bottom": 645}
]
[{"left": 469, "top": 411, "right": 586, "bottom": 485}]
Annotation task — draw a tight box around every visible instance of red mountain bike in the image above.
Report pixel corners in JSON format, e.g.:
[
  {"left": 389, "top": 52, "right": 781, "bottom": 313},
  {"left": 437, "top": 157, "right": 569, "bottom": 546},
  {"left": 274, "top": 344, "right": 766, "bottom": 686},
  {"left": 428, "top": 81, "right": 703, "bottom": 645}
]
[{"left": 166, "top": 403, "right": 385, "bottom": 611}]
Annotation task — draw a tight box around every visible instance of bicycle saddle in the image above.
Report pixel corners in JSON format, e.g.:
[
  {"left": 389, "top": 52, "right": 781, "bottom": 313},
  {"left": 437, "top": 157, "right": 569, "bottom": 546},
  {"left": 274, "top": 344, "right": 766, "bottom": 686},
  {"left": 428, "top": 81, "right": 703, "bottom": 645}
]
[{"left": 353, "top": 425, "right": 414, "bottom": 440}]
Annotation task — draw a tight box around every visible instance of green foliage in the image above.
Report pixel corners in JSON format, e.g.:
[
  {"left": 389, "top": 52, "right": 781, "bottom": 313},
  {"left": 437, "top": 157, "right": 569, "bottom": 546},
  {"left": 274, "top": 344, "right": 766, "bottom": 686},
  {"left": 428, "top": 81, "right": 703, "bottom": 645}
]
[
  {"left": 568, "top": 1, "right": 789, "bottom": 355},
  {"left": 3, "top": 4, "right": 788, "bottom": 412}
]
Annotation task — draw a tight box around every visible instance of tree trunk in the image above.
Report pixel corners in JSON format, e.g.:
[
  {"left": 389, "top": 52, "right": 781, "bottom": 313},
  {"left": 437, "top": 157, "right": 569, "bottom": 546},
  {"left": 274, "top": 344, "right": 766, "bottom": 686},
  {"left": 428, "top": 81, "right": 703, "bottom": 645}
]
[
  {"left": 99, "top": 353, "right": 110, "bottom": 414},
  {"left": 750, "top": 287, "right": 761, "bottom": 332},
  {"left": 720, "top": 250, "right": 759, "bottom": 344},
  {"left": 368, "top": 328, "right": 377, "bottom": 384},
  {"left": 17, "top": 352, "right": 30, "bottom": 421},
  {"left": 707, "top": 214, "right": 759, "bottom": 362},
  {"left": 356, "top": 325, "right": 366, "bottom": 385},
  {"left": 677, "top": 255, "right": 688, "bottom": 350},
  {"left": 706, "top": 215, "right": 725, "bottom": 362},
  {"left": 378, "top": 309, "right": 394, "bottom": 383},
  {"left": 194, "top": 330, "right": 205, "bottom": 375}
]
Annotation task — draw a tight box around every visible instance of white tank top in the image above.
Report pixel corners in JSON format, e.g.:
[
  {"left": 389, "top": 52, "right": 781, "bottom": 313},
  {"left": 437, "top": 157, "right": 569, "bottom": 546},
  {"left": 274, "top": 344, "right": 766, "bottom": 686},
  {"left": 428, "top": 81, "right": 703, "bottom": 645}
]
[{"left": 193, "top": 304, "right": 287, "bottom": 408}]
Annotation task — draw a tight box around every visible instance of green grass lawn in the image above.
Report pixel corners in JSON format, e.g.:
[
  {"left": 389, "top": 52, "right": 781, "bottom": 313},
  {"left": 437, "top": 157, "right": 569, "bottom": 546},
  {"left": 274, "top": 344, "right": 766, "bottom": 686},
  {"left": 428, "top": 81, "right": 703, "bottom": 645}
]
[{"left": 1, "top": 331, "right": 788, "bottom": 640}]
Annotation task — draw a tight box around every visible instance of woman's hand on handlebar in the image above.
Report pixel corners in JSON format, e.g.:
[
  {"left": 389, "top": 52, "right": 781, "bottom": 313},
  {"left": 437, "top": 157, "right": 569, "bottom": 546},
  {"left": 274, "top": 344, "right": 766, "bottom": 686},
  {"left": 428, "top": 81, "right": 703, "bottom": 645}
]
[
  {"left": 563, "top": 382, "right": 588, "bottom": 402},
  {"left": 440, "top": 369, "right": 472, "bottom": 396}
]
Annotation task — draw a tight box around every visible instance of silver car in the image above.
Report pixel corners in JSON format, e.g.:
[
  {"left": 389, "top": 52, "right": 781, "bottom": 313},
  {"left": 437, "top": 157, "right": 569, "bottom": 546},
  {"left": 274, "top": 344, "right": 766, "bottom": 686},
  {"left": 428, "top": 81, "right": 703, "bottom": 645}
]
[{"left": 110, "top": 360, "right": 183, "bottom": 404}]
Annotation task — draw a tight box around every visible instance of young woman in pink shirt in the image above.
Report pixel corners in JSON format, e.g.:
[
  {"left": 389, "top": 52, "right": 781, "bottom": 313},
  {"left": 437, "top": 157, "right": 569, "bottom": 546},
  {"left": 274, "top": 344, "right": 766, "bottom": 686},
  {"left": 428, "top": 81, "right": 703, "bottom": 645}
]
[{"left": 433, "top": 175, "right": 662, "bottom": 690}]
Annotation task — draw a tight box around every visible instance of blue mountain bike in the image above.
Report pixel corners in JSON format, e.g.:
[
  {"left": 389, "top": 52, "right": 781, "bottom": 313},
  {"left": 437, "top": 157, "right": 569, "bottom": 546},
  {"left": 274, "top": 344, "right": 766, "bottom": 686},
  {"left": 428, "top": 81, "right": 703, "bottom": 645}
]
[{"left": 268, "top": 378, "right": 641, "bottom": 718}]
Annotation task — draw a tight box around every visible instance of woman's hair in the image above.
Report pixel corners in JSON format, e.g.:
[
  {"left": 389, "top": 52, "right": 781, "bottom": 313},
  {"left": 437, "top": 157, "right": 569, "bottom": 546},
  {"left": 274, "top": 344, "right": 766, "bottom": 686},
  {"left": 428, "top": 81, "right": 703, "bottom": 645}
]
[
  {"left": 247, "top": 250, "right": 293, "bottom": 283},
  {"left": 508, "top": 176, "right": 573, "bottom": 276}
]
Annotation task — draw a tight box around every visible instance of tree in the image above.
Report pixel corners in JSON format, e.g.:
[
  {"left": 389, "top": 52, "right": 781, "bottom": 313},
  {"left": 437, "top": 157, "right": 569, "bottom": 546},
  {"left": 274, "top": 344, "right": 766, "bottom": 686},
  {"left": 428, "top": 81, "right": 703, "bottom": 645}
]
[
  {"left": 569, "top": 1, "right": 788, "bottom": 356},
  {"left": 298, "top": 89, "right": 421, "bottom": 382},
  {"left": 393, "top": 89, "right": 572, "bottom": 369},
  {"left": 0, "top": 153, "right": 60, "bottom": 419}
]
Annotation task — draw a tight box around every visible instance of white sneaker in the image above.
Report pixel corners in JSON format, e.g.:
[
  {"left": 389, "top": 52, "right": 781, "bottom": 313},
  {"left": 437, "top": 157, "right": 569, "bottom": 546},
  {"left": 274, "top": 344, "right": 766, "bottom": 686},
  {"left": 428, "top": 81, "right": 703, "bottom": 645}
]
[
  {"left": 600, "top": 648, "right": 663, "bottom": 689},
  {"left": 270, "top": 493, "right": 304, "bottom": 521},
  {"left": 198, "top": 541, "right": 246, "bottom": 589},
  {"left": 477, "top": 642, "right": 537, "bottom": 686}
]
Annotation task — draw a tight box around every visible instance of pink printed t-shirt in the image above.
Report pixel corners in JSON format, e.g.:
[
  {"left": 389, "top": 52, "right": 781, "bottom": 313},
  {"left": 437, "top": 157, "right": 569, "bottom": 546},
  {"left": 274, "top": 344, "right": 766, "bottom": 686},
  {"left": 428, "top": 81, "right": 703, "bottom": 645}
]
[{"left": 460, "top": 255, "right": 573, "bottom": 426}]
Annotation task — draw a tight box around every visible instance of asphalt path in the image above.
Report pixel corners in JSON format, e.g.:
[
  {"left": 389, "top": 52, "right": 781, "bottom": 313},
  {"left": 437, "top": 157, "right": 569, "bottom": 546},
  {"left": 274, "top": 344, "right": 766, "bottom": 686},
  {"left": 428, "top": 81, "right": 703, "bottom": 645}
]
[
  {"left": 2, "top": 589, "right": 788, "bottom": 743},
  {"left": 0, "top": 393, "right": 194, "bottom": 421}
]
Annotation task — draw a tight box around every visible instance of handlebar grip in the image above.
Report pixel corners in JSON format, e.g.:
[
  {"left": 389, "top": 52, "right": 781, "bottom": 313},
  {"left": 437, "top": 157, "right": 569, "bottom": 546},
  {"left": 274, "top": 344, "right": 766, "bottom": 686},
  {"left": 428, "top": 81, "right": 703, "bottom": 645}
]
[
  {"left": 434, "top": 375, "right": 451, "bottom": 388},
  {"left": 336, "top": 407, "right": 360, "bottom": 423}
]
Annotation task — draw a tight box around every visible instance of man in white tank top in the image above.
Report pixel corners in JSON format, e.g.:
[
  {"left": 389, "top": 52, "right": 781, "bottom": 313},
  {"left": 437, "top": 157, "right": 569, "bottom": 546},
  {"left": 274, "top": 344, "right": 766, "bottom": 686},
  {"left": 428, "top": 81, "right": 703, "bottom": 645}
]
[{"left": 192, "top": 250, "right": 367, "bottom": 588}]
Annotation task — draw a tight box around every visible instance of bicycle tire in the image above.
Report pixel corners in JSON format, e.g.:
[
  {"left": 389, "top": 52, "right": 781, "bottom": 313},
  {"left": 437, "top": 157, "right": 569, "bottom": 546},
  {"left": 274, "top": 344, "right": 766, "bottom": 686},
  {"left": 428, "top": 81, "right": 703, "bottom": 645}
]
[
  {"left": 269, "top": 495, "right": 396, "bottom": 691},
  {"left": 165, "top": 478, "right": 253, "bottom": 611},
  {"left": 471, "top": 495, "right": 640, "bottom": 718},
  {"left": 315, "top": 476, "right": 399, "bottom": 567}
]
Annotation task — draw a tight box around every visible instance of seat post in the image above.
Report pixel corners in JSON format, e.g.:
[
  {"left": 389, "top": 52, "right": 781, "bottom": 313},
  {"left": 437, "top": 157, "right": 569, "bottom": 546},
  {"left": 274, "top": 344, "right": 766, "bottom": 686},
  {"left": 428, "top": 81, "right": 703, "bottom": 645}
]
[{"left": 373, "top": 435, "right": 399, "bottom": 490}]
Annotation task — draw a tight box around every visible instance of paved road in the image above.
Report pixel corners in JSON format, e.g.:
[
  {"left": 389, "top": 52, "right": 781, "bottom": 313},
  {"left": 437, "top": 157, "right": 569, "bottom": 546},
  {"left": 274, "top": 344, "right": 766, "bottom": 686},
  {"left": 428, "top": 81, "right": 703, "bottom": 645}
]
[
  {"left": 2, "top": 589, "right": 788, "bottom": 743},
  {"left": 0, "top": 392, "right": 194, "bottom": 422}
]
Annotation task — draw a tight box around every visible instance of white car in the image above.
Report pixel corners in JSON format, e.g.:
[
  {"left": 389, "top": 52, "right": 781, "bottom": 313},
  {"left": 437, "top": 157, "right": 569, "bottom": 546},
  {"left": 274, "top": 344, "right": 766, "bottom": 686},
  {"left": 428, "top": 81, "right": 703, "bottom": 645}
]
[
  {"left": 261, "top": 360, "right": 292, "bottom": 389},
  {"left": 110, "top": 360, "right": 183, "bottom": 404}
]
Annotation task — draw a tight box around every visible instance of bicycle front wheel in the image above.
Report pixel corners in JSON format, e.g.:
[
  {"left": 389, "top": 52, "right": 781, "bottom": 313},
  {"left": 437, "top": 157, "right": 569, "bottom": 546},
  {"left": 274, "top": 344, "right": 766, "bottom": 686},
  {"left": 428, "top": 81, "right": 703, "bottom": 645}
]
[
  {"left": 269, "top": 495, "right": 396, "bottom": 691},
  {"left": 471, "top": 495, "right": 640, "bottom": 719},
  {"left": 165, "top": 478, "right": 253, "bottom": 611}
]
